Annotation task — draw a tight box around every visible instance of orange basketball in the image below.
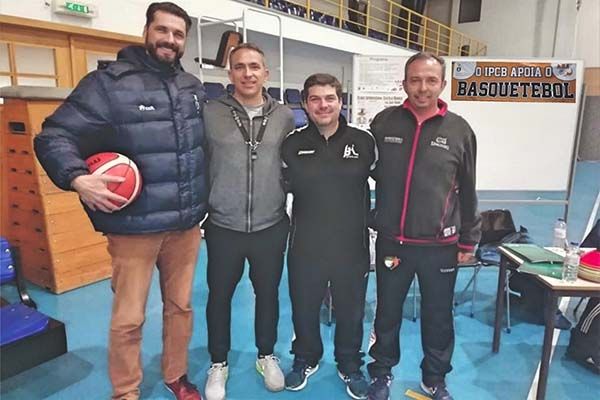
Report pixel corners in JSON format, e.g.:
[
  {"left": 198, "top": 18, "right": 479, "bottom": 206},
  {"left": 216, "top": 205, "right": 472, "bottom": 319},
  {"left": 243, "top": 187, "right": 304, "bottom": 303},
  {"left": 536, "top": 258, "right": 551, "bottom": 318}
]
[{"left": 85, "top": 152, "right": 142, "bottom": 210}]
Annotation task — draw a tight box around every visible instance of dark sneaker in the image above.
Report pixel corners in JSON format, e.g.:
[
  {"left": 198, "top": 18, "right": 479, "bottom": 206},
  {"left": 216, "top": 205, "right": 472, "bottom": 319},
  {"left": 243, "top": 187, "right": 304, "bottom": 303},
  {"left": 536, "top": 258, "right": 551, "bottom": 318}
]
[
  {"left": 566, "top": 335, "right": 600, "bottom": 375},
  {"left": 420, "top": 381, "right": 454, "bottom": 400},
  {"left": 338, "top": 370, "right": 369, "bottom": 399},
  {"left": 554, "top": 311, "right": 572, "bottom": 330},
  {"left": 367, "top": 374, "right": 392, "bottom": 400},
  {"left": 164, "top": 374, "right": 202, "bottom": 400},
  {"left": 284, "top": 359, "right": 319, "bottom": 391}
]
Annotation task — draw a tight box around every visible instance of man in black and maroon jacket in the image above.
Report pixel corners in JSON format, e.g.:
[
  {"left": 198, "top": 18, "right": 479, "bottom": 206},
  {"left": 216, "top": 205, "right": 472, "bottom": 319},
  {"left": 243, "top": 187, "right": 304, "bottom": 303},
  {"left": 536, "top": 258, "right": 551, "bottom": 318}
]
[
  {"left": 281, "top": 73, "right": 376, "bottom": 399},
  {"left": 367, "top": 53, "right": 481, "bottom": 400}
]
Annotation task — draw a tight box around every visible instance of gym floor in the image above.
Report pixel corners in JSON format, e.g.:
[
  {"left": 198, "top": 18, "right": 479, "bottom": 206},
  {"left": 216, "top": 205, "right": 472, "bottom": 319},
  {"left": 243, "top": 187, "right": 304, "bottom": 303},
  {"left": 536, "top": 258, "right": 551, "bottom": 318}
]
[{"left": 1, "top": 161, "right": 599, "bottom": 399}]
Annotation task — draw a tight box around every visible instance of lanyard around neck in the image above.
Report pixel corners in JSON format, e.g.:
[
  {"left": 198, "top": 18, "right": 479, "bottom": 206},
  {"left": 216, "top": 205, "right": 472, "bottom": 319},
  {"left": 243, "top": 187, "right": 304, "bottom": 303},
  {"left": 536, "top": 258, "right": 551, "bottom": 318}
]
[{"left": 230, "top": 106, "right": 269, "bottom": 161}]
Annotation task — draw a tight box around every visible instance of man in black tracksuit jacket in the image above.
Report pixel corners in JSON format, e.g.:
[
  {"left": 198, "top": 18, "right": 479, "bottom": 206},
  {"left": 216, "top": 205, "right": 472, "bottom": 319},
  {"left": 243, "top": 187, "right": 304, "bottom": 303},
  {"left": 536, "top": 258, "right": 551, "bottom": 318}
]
[
  {"left": 367, "top": 53, "right": 481, "bottom": 400},
  {"left": 281, "top": 74, "right": 376, "bottom": 399}
]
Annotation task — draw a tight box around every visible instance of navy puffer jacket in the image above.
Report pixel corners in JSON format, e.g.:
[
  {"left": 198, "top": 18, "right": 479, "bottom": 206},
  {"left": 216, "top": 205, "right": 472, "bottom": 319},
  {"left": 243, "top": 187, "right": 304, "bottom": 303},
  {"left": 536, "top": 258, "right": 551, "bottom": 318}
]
[{"left": 34, "top": 45, "right": 208, "bottom": 234}]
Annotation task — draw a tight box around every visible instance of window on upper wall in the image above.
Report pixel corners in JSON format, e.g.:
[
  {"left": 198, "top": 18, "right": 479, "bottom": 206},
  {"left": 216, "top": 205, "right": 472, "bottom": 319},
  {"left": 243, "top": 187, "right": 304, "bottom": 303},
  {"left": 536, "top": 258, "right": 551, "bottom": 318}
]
[
  {"left": 459, "top": 0, "right": 482, "bottom": 23},
  {"left": 14, "top": 45, "right": 57, "bottom": 87},
  {"left": 0, "top": 42, "right": 10, "bottom": 84},
  {"left": 1, "top": 43, "right": 10, "bottom": 103},
  {"left": 86, "top": 52, "right": 117, "bottom": 73}
]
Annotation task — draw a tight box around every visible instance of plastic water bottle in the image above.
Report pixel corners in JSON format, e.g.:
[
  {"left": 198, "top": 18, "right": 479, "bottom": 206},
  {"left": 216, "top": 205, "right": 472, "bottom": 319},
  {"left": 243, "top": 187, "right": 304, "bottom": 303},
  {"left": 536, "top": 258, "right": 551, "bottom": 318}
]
[
  {"left": 553, "top": 218, "right": 567, "bottom": 248},
  {"left": 562, "top": 242, "right": 580, "bottom": 282}
]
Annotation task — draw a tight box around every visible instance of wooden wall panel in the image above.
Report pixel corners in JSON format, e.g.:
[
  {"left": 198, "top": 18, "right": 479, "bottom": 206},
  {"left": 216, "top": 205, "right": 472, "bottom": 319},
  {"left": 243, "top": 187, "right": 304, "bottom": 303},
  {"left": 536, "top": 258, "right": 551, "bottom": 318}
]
[{"left": 584, "top": 67, "right": 600, "bottom": 96}]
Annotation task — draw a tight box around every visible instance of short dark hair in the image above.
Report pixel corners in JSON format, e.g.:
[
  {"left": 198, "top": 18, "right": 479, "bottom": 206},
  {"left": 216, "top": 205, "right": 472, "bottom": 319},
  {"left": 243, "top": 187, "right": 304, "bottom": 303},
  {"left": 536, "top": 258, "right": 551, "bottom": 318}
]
[
  {"left": 404, "top": 52, "right": 446, "bottom": 80},
  {"left": 302, "top": 73, "right": 343, "bottom": 102},
  {"left": 145, "top": 2, "right": 192, "bottom": 33},
  {"left": 228, "top": 43, "right": 266, "bottom": 67}
]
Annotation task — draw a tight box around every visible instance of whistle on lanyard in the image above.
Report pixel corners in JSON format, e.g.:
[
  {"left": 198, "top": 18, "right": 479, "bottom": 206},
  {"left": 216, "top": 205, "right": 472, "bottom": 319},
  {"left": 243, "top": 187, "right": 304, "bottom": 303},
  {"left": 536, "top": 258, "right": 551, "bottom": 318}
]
[{"left": 384, "top": 256, "right": 401, "bottom": 270}]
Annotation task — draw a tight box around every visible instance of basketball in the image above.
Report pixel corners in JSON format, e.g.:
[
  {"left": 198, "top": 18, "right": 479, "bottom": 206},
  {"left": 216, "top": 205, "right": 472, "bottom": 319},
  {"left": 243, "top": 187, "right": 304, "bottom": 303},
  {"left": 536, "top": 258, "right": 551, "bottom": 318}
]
[{"left": 85, "top": 152, "right": 142, "bottom": 209}]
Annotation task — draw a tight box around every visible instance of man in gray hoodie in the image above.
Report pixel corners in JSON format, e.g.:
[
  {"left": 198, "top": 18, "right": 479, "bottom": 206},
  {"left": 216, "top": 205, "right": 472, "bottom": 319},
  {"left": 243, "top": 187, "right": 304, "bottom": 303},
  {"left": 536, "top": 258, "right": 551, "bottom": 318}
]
[{"left": 202, "top": 43, "right": 295, "bottom": 400}]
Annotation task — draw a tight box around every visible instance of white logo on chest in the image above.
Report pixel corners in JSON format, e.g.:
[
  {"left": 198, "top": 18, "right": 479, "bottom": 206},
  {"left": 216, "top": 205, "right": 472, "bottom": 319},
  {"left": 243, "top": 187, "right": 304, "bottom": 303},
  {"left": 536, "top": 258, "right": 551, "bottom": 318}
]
[
  {"left": 384, "top": 136, "right": 403, "bottom": 144},
  {"left": 138, "top": 104, "right": 156, "bottom": 111},
  {"left": 430, "top": 136, "right": 450, "bottom": 151},
  {"left": 298, "top": 149, "right": 316, "bottom": 155},
  {"left": 342, "top": 144, "right": 359, "bottom": 159}
]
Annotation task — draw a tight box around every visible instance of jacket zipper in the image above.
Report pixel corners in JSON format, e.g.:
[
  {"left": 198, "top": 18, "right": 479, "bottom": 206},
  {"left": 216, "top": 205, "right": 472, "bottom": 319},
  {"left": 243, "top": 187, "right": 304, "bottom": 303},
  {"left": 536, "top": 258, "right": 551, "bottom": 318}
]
[
  {"left": 398, "top": 121, "right": 423, "bottom": 242},
  {"left": 363, "top": 182, "right": 369, "bottom": 249},
  {"left": 246, "top": 117, "right": 254, "bottom": 232}
]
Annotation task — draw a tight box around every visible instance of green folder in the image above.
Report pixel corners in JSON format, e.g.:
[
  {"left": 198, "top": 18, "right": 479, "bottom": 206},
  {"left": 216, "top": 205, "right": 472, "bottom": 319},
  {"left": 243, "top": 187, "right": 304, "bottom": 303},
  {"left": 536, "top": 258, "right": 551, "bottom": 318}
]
[
  {"left": 518, "top": 262, "right": 563, "bottom": 279},
  {"left": 502, "top": 244, "right": 564, "bottom": 264},
  {"left": 501, "top": 244, "right": 564, "bottom": 279}
]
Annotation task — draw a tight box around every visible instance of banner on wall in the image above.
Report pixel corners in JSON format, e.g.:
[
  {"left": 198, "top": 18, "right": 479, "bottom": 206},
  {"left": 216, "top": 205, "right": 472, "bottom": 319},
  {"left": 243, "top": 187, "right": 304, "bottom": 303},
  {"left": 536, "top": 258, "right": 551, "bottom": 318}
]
[{"left": 451, "top": 61, "right": 577, "bottom": 103}]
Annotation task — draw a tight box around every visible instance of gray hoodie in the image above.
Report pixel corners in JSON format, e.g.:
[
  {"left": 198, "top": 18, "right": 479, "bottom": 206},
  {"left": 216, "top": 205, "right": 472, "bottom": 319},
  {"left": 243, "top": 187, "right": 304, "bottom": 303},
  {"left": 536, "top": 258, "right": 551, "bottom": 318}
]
[{"left": 204, "top": 93, "right": 295, "bottom": 232}]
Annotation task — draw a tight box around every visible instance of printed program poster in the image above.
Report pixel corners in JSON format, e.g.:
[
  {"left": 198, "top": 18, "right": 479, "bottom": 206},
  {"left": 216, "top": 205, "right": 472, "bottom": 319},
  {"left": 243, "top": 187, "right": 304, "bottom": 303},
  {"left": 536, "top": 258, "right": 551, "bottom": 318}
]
[{"left": 353, "top": 56, "right": 406, "bottom": 129}]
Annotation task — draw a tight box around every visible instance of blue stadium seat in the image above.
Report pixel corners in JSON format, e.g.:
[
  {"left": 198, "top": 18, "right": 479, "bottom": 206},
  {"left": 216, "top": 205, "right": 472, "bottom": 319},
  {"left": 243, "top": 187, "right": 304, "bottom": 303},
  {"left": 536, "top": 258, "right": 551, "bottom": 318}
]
[
  {"left": 292, "top": 108, "right": 308, "bottom": 128},
  {"left": 0, "top": 242, "right": 36, "bottom": 309},
  {"left": 368, "top": 29, "right": 387, "bottom": 41},
  {"left": 1, "top": 239, "right": 15, "bottom": 284},
  {"left": 341, "top": 108, "right": 349, "bottom": 122},
  {"left": 267, "top": 87, "right": 282, "bottom": 102},
  {"left": 342, "top": 92, "right": 350, "bottom": 106},
  {"left": 0, "top": 303, "right": 49, "bottom": 346},
  {"left": 226, "top": 83, "right": 235, "bottom": 94},
  {"left": 1, "top": 238, "right": 48, "bottom": 346},
  {"left": 270, "top": 0, "right": 288, "bottom": 12},
  {"left": 310, "top": 10, "right": 338, "bottom": 27},
  {"left": 205, "top": 82, "right": 226, "bottom": 100},
  {"left": 284, "top": 88, "right": 302, "bottom": 106},
  {"left": 0, "top": 238, "right": 67, "bottom": 379}
]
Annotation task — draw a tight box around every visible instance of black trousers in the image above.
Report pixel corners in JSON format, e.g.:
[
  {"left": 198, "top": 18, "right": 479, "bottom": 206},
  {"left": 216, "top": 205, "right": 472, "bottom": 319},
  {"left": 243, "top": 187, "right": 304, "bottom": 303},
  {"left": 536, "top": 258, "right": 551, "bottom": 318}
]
[
  {"left": 288, "top": 249, "right": 369, "bottom": 374},
  {"left": 205, "top": 217, "right": 289, "bottom": 363},
  {"left": 367, "top": 238, "right": 458, "bottom": 385}
]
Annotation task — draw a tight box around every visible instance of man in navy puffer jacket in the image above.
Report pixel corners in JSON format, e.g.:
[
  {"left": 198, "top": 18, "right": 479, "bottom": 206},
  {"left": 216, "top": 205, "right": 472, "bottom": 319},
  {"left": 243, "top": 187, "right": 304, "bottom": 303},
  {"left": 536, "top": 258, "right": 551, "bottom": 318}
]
[{"left": 34, "top": 3, "right": 206, "bottom": 399}]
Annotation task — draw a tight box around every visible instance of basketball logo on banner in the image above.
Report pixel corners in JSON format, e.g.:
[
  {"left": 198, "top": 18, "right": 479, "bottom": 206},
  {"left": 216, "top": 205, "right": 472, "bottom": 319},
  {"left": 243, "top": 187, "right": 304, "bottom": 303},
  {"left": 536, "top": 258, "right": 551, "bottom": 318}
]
[{"left": 451, "top": 61, "right": 577, "bottom": 103}]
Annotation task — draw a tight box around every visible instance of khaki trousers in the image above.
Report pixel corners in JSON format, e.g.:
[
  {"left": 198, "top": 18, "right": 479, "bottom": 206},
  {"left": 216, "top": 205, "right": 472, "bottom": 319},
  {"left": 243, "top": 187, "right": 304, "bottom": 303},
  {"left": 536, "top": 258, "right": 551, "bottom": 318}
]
[{"left": 106, "top": 225, "right": 201, "bottom": 400}]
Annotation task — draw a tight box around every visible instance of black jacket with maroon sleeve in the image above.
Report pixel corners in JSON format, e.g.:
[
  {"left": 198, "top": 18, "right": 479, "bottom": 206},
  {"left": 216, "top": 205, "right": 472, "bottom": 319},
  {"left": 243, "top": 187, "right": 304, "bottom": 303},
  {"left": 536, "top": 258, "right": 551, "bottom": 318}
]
[
  {"left": 370, "top": 99, "right": 481, "bottom": 252},
  {"left": 281, "top": 116, "right": 376, "bottom": 265}
]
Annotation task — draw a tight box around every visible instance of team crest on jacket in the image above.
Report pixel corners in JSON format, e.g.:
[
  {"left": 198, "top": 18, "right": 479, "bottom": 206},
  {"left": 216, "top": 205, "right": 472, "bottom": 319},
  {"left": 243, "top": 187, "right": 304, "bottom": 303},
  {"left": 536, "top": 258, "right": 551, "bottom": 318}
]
[{"left": 342, "top": 144, "right": 359, "bottom": 159}]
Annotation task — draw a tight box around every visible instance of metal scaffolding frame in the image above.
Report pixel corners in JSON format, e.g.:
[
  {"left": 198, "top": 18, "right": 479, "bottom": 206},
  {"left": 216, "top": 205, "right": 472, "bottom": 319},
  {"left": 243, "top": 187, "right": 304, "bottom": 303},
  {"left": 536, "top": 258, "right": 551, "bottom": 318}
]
[{"left": 197, "top": 8, "right": 285, "bottom": 103}]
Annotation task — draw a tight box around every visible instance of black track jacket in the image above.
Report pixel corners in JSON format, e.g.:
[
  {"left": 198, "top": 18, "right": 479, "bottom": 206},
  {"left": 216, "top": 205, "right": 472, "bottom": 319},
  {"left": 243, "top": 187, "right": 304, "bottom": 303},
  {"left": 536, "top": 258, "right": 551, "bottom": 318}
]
[
  {"left": 281, "top": 116, "right": 376, "bottom": 265},
  {"left": 370, "top": 99, "right": 481, "bottom": 252}
]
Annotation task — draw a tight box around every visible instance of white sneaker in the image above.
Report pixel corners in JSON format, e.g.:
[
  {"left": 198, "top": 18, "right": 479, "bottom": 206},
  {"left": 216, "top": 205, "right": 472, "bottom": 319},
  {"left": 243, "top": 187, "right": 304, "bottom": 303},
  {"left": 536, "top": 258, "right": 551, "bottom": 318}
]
[
  {"left": 256, "top": 355, "right": 285, "bottom": 392},
  {"left": 205, "top": 362, "right": 228, "bottom": 400}
]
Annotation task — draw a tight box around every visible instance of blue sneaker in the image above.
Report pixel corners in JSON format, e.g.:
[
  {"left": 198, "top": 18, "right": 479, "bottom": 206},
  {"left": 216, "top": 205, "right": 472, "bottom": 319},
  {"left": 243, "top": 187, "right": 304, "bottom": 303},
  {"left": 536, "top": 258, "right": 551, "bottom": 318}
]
[
  {"left": 420, "top": 381, "right": 454, "bottom": 400},
  {"left": 367, "top": 374, "right": 392, "bottom": 400},
  {"left": 284, "top": 359, "right": 319, "bottom": 391},
  {"left": 338, "top": 370, "right": 369, "bottom": 399}
]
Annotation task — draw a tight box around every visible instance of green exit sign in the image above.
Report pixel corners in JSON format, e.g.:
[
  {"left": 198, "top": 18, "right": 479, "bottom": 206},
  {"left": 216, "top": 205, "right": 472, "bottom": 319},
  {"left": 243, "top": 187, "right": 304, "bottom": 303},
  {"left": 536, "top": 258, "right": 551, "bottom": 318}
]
[
  {"left": 52, "top": 0, "right": 98, "bottom": 18},
  {"left": 65, "top": 2, "right": 89, "bottom": 14}
]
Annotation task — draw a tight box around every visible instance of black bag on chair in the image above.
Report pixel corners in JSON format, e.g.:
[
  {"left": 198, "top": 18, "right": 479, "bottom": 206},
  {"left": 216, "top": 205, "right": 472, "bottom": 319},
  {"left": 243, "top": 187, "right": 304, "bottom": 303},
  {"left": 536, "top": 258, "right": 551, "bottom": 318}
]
[
  {"left": 475, "top": 209, "right": 518, "bottom": 265},
  {"left": 480, "top": 209, "right": 517, "bottom": 245}
]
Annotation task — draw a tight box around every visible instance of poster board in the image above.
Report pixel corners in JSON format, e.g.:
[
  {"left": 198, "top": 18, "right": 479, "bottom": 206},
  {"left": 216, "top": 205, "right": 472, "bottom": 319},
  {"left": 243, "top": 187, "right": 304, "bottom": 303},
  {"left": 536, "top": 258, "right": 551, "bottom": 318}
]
[{"left": 352, "top": 56, "right": 584, "bottom": 191}]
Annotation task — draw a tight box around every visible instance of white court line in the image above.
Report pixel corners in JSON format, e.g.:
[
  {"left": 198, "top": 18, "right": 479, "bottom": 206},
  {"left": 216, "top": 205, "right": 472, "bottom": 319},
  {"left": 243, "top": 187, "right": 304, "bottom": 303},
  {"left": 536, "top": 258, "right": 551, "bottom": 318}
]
[{"left": 526, "top": 188, "right": 600, "bottom": 399}]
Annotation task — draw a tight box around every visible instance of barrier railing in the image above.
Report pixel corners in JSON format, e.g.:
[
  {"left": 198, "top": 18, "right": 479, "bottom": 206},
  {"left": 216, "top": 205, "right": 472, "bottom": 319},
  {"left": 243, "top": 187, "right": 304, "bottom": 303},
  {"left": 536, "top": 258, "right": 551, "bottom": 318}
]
[{"left": 245, "top": 0, "right": 487, "bottom": 56}]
